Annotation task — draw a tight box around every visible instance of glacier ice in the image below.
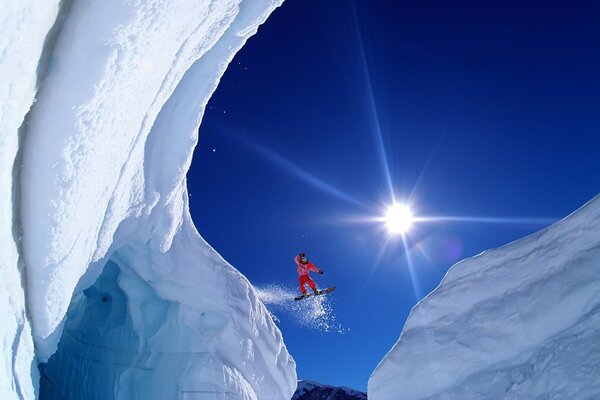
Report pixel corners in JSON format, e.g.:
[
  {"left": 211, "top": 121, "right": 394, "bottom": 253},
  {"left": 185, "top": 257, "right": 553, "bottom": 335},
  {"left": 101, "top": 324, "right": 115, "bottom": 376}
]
[
  {"left": 1, "top": 0, "right": 296, "bottom": 399},
  {"left": 369, "top": 195, "right": 600, "bottom": 399}
]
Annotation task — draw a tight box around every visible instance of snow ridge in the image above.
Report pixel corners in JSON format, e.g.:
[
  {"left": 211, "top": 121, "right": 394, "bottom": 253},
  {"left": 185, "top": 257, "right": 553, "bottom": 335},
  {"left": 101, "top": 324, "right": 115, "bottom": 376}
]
[
  {"left": 0, "top": 1, "right": 61, "bottom": 398},
  {"left": 369, "top": 194, "right": 600, "bottom": 399}
]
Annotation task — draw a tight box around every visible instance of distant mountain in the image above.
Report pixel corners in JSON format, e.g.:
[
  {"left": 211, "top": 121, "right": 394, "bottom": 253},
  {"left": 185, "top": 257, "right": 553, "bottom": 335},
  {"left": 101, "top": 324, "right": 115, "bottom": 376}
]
[{"left": 293, "top": 380, "right": 367, "bottom": 399}]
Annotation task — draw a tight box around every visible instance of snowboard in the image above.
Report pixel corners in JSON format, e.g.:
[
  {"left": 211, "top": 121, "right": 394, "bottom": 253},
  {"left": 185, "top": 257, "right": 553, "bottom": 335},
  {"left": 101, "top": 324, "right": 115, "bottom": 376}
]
[{"left": 294, "top": 286, "right": 336, "bottom": 301}]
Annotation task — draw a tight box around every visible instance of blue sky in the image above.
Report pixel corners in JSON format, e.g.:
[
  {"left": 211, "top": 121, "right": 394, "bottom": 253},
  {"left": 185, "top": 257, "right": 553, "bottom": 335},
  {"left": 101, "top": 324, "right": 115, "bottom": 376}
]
[{"left": 188, "top": 0, "right": 600, "bottom": 391}]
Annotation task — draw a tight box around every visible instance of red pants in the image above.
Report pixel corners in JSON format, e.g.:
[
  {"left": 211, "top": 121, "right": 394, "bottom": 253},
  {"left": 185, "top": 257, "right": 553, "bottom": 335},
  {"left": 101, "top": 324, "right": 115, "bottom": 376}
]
[{"left": 299, "top": 275, "right": 316, "bottom": 294}]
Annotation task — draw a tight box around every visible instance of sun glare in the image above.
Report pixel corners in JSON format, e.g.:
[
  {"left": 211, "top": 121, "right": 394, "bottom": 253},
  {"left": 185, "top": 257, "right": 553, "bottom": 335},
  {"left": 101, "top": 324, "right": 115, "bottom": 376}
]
[{"left": 384, "top": 203, "right": 414, "bottom": 235}]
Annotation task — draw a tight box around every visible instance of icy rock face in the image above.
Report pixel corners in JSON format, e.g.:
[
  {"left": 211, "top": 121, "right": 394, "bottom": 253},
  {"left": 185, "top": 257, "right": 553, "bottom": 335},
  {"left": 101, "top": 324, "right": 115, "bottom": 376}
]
[
  {"left": 1, "top": 0, "right": 296, "bottom": 399},
  {"left": 369, "top": 195, "right": 600, "bottom": 400},
  {"left": 293, "top": 380, "right": 367, "bottom": 400}
]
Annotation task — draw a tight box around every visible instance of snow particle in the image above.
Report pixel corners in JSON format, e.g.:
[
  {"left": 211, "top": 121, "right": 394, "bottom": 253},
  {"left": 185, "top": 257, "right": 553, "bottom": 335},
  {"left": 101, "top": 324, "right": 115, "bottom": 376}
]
[{"left": 255, "top": 284, "right": 347, "bottom": 334}]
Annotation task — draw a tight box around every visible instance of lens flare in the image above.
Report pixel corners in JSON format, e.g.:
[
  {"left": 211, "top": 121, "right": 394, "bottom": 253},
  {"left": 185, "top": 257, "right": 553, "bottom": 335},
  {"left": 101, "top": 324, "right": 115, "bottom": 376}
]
[{"left": 385, "top": 204, "right": 414, "bottom": 234}]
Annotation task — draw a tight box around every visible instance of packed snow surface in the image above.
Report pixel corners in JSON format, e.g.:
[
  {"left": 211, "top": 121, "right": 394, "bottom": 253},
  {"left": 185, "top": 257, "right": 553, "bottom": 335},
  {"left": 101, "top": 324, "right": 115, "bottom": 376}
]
[
  {"left": 1, "top": 0, "right": 296, "bottom": 399},
  {"left": 369, "top": 195, "right": 600, "bottom": 399}
]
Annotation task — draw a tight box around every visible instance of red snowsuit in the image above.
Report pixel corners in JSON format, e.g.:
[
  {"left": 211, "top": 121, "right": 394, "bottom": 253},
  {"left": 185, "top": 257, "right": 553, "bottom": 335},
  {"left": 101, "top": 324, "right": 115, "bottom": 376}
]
[{"left": 295, "top": 254, "right": 322, "bottom": 294}]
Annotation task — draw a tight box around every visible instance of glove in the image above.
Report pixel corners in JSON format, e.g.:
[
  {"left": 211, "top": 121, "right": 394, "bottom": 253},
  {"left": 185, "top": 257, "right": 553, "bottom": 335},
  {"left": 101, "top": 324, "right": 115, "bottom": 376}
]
[{"left": 318, "top": 270, "right": 324, "bottom": 275}]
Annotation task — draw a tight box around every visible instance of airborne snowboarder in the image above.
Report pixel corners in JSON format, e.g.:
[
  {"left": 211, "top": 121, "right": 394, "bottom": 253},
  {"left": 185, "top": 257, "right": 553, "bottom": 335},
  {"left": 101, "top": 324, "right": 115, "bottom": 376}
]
[{"left": 293, "top": 253, "right": 335, "bottom": 301}]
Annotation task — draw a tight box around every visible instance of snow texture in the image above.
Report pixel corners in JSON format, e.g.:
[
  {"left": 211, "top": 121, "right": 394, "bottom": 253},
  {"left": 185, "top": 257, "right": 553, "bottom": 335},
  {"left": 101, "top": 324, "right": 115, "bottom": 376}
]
[
  {"left": 1, "top": 0, "right": 296, "bottom": 399},
  {"left": 369, "top": 195, "right": 600, "bottom": 400},
  {"left": 293, "top": 380, "right": 367, "bottom": 400},
  {"left": 0, "top": 1, "right": 60, "bottom": 398}
]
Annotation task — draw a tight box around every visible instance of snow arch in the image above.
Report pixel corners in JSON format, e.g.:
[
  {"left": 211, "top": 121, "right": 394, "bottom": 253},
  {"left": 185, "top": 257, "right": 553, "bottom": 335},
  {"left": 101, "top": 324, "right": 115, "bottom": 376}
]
[{"left": 2, "top": 0, "right": 296, "bottom": 399}]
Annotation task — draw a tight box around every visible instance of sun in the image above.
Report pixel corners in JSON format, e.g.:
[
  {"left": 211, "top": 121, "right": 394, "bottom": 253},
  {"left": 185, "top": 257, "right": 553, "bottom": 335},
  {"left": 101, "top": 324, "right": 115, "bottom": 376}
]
[{"left": 384, "top": 203, "right": 414, "bottom": 235}]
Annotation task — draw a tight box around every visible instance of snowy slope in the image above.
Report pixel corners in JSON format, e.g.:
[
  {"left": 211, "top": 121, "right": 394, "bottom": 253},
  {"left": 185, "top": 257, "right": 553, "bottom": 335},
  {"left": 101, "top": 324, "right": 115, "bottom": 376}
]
[
  {"left": 369, "top": 195, "right": 600, "bottom": 399},
  {"left": 0, "top": 2, "right": 60, "bottom": 398},
  {"left": 1, "top": 1, "right": 296, "bottom": 399},
  {"left": 293, "top": 380, "right": 367, "bottom": 400}
]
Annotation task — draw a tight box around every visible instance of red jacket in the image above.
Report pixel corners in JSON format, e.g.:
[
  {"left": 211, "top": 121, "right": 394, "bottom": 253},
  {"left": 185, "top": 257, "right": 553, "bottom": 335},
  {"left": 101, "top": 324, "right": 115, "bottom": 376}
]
[{"left": 294, "top": 254, "right": 321, "bottom": 276}]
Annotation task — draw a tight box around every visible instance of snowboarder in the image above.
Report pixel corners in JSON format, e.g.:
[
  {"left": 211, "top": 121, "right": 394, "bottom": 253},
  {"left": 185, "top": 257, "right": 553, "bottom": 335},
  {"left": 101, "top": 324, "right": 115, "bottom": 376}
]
[{"left": 294, "top": 252, "right": 324, "bottom": 299}]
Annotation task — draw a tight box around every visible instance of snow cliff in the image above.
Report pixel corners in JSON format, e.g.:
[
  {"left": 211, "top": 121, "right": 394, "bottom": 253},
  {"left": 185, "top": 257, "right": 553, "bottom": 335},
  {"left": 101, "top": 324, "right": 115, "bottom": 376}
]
[
  {"left": 1, "top": 1, "right": 295, "bottom": 399},
  {"left": 369, "top": 195, "right": 600, "bottom": 399}
]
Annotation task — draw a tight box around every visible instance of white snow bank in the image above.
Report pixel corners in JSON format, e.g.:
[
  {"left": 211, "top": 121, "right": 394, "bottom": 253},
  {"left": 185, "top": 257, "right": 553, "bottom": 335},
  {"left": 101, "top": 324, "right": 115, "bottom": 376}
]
[
  {"left": 1, "top": 0, "right": 296, "bottom": 398},
  {"left": 369, "top": 194, "right": 600, "bottom": 399},
  {"left": 0, "top": 1, "right": 59, "bottom": 398}
]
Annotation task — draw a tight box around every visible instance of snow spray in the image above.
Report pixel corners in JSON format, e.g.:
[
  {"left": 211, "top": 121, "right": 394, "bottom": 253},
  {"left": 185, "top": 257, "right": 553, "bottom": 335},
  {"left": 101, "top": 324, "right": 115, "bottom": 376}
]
[{"left": 255, "top": 284, "right": 347, "bottom": 334}]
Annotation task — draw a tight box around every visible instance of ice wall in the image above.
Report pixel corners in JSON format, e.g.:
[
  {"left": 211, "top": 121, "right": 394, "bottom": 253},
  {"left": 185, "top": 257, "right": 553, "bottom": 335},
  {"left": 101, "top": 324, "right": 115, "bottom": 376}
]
[
  {"left": 2, "top": 0, "right": 296, "bottom": 399},
  {"left": 40, "top": 213, "right": 294, "bottom": 399},
  {"left": 0, "top": 1, "right": 60, "bottom": 398},
  {"left": 369, "top": 195, "right": 600, "bottom": 399}
]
